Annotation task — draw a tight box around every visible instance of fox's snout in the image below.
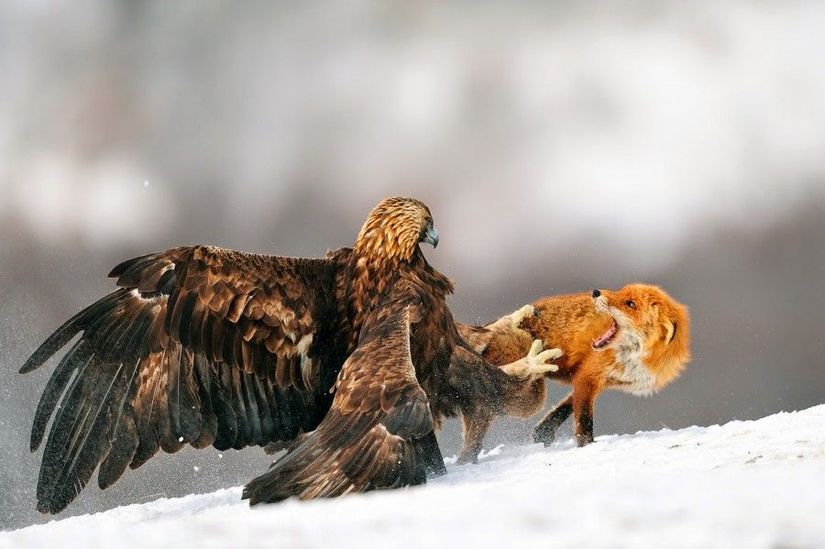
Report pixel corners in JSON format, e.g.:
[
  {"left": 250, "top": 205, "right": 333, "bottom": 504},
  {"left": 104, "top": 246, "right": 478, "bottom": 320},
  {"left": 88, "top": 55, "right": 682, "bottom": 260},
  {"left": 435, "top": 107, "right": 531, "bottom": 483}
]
[{"left": 591, "top": 289, "right": 610, "bottom": 314}]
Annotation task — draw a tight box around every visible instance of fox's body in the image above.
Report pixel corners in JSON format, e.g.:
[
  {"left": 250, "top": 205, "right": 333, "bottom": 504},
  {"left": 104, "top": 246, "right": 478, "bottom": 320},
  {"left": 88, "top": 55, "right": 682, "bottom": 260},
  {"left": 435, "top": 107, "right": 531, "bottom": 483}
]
[{"left": 457, "top": 284, "right": 690, "bottom": 462}]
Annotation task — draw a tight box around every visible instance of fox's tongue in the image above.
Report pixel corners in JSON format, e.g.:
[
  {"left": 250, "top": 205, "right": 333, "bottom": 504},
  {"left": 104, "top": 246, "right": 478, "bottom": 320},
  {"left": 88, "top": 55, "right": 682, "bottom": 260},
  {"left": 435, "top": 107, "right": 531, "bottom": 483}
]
[{"left": 593, "top": 318, "right": 618, "bottom": 349}]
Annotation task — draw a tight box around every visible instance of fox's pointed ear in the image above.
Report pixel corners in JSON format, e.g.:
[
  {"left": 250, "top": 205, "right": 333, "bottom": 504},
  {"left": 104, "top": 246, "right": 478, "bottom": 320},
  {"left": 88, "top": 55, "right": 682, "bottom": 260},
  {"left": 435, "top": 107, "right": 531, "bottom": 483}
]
[{"left": 663, "top": 318, "right": 677, "bottom": 344}]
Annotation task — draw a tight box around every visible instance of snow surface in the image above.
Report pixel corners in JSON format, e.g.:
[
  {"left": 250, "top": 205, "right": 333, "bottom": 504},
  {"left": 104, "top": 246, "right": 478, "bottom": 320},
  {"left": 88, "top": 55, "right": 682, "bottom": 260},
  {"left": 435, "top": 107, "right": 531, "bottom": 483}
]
[{"left": 4, "top": 406, "right": 825, "bottom": 549}]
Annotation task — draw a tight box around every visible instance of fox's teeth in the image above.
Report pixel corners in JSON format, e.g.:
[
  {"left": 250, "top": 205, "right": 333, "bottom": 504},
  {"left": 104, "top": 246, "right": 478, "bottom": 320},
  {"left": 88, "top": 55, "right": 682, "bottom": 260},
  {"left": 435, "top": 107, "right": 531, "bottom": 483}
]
[{"left": 593, "top": 318, "right": 619, "bottom": 349}]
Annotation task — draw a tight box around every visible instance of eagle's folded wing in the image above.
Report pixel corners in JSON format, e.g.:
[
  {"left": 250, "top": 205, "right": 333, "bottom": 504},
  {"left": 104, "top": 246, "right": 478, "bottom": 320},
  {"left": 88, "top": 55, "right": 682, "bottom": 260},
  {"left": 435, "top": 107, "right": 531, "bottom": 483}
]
[
  {"left": 21, "top": 245, "right": 345, "bottom": 513},
  {"left": 242, "top": 298, "right": 433, "bottom": 504}
]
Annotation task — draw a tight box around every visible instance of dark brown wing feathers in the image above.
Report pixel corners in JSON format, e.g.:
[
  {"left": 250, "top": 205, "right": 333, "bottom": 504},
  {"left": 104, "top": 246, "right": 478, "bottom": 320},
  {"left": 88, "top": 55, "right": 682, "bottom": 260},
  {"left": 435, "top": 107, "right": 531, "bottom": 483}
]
[
  {"left": 23, "top": 245, "right": 348, "bottom": 513},
  {"left": 243, "top": 301, "right": 434, "bottom": 504},
  {"left": 25, "top": 198, "right": 477, "bottom": 511}
]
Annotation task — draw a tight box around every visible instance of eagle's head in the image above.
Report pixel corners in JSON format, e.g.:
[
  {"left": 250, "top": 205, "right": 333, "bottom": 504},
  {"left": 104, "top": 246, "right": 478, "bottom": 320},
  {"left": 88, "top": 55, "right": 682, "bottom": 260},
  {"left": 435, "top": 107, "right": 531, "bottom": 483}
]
[{"left": 354, "top": 197, "right": 439, "bottom": 262}]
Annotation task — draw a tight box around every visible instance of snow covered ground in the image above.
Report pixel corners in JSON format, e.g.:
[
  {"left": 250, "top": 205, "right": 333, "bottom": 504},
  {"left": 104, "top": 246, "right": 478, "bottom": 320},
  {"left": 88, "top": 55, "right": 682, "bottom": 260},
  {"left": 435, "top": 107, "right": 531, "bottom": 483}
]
[{"left": 4, "top": 405, "right": 825, "bottom": 549}]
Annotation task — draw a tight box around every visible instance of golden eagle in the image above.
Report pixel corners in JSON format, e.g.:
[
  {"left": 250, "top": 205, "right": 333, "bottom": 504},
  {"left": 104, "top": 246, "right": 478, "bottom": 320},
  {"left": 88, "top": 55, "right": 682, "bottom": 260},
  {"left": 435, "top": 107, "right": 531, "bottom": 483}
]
[{"left": 22, "top": 197, "right": 557, "bottom": 512}]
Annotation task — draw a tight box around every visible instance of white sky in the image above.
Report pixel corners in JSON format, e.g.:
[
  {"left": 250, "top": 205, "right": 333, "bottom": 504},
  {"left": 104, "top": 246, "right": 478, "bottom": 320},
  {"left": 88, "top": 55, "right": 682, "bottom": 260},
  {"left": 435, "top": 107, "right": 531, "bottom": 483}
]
[{"left": 2, "top": 1, "right": 825, "bottom": 269}]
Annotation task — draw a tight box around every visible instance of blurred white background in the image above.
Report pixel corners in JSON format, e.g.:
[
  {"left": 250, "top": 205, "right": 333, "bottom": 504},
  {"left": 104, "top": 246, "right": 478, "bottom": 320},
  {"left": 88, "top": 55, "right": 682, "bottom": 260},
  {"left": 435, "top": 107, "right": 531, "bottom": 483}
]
[{"left": 2, "top": 0, "right": 824, "bottom": 530}]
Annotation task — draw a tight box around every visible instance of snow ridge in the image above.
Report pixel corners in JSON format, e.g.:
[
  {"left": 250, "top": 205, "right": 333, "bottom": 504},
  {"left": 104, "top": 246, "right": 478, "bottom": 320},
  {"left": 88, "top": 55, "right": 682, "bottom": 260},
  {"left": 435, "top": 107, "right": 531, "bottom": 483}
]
[{"left": 5, "top": 406, "right": 825, "bottom": 549}]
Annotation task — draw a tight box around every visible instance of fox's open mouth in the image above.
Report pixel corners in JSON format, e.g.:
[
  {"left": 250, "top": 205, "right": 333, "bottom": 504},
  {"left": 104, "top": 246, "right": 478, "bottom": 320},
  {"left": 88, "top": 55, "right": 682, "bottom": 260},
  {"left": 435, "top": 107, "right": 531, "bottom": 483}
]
[{"left": 592, "top": 318, "right": 618, "bottom": 349}]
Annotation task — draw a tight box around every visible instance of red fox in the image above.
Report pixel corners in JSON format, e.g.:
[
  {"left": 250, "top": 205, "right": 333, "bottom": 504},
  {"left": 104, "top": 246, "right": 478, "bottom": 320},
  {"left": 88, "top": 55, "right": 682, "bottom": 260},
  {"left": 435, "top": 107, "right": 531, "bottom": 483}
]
[{"left": 456, "top": 284, "right": 690, "bottom": 463}]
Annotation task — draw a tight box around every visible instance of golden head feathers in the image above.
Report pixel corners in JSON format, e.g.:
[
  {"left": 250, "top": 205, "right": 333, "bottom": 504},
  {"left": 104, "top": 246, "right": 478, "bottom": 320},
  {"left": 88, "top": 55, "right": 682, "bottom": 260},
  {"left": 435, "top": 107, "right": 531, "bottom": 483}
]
[{"left": 354, "top": 197, "right": 437, "bottom": 262}]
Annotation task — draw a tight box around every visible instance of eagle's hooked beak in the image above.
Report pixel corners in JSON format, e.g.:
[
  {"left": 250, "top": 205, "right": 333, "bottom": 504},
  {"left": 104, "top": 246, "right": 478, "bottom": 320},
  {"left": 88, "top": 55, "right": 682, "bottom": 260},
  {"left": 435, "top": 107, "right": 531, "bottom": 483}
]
[{"left": 421, "top": 224, "right": 439, "bottom": 248}]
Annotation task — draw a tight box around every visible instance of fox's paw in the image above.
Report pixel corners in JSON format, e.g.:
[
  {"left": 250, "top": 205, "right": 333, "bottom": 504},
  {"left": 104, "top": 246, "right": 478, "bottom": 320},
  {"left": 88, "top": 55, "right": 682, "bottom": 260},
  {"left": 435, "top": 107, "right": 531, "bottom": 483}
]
[
  {"left": 501, "top": 340, "right": 561, "bottom": 379},
  {"left": 509, "top": 304, "right": 536, "bottom": 329},
  {"left": 533, "top": 424, "right": 556, "bottom": 446},
  {"left": 576, "top": 433, "right": 595, "bottom": 447}
]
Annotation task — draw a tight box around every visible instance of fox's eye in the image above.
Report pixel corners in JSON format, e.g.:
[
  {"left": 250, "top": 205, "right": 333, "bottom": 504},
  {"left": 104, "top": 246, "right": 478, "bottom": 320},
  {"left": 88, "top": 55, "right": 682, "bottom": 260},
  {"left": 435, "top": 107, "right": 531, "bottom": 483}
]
[{"left": 625, "top": 300, "right": 636, "bottom": 309}]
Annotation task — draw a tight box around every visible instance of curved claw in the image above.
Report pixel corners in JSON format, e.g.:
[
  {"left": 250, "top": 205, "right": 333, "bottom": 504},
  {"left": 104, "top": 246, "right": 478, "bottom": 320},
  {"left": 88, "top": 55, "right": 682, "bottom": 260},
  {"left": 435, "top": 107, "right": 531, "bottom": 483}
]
[
  {"left": 510, "top": 304, "right": 536, "bottom": 329},
  {"left": 527, "top": 340, "right": 561, "bottom": 374},
  {"left": 501, "top": 339, "right": 562, "bottom": 379},
  {"left": 535, "top": 347, "right": 563, "bottom": 363}
]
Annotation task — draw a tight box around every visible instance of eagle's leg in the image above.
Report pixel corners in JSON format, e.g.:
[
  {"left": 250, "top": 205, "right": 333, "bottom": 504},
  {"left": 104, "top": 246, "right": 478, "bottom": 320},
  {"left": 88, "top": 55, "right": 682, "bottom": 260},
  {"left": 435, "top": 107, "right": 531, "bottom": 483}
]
[{"left": 415, "top": 430, "right": 447, "bottom": 479}]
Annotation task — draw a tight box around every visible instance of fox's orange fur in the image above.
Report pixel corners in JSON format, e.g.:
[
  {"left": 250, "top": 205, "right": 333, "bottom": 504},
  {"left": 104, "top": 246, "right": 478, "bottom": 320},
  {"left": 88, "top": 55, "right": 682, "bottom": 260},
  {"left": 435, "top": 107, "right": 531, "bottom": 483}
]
[{"left": 457, "top": 284, "right": 690, "bottom": 462}]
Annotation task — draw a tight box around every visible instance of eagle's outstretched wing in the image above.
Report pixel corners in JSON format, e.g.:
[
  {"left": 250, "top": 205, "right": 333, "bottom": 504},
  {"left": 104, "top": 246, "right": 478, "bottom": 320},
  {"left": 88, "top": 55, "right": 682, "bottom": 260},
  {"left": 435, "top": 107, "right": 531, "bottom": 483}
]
[
  {"left": 21, "top": 245, "right": 348, "bottom": 513},
  {"left": 242, "top": 295, "right": 433, "bottom": 504}
]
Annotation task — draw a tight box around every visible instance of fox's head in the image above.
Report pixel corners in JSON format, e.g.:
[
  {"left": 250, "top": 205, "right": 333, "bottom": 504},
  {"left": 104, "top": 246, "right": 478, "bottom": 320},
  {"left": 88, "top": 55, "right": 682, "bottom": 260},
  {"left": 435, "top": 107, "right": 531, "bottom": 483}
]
[{"left": 591, "top": 284, "right": 691, "bottom": 390}]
